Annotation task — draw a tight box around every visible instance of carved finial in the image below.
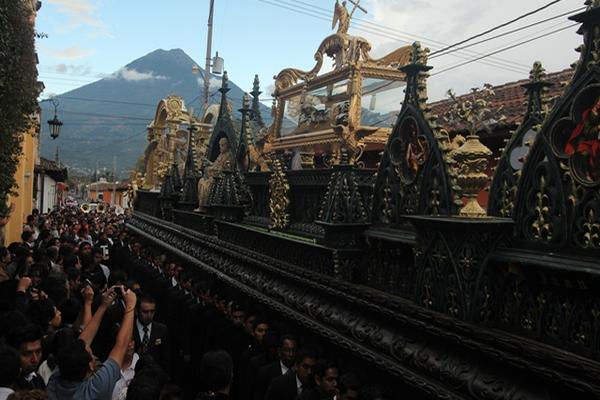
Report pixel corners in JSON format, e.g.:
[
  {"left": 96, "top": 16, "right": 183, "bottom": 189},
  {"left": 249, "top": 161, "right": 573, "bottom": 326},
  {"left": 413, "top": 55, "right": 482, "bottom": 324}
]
[
  {"left": 399, "top": 42, "right": 432, "bottom": 109},
  {"left": 250, "top": 75, "right": 265, "bottom": 128},
  {"left": 530, "top": 61, "right": 546, "bottom": 82},
  {"left": 221, "top": 71, "right": 229, "bottom": 88},
  {"left": 522, "top": 61, "right": 552, "bottom": 121},
  {"left": 252, "top": 75, "right": 261, "bottom": 97}
]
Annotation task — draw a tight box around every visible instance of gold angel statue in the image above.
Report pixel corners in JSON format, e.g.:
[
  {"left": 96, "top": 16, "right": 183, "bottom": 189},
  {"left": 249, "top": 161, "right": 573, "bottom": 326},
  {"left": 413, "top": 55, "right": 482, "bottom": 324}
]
[{"left": 332, "top": 0, "right": 350, "bottom": 34}]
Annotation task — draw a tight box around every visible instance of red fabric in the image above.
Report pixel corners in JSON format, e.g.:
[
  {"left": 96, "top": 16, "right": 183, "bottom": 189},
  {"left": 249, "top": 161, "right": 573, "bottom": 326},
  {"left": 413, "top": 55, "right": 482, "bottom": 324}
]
[{"left": 565, "top": 109, "right": 600, "bottom": 158}]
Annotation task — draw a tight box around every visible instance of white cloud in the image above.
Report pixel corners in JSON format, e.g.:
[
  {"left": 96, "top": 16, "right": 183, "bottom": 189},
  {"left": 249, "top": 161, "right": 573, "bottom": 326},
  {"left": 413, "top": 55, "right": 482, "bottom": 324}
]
[
  {"left": 108, "top": 67, "right": 168, "bottom": 82},
  {"left": 46, "top": 0, "right": 112, "bottom": 37},
  {"left": 47, "top": 46, "right": 96, "bottom": 60},
  {"left": 196, "top": 76, "right": 223, "bottom": 91},
  {"left": 54, "top": 63, "right": 92, "bottom": 76},
  {"left": 47, "top": 0, "right": 102, "bottom": 26},
  {"left": 356, "top": 0, "right": 580, "bottom": 101}
]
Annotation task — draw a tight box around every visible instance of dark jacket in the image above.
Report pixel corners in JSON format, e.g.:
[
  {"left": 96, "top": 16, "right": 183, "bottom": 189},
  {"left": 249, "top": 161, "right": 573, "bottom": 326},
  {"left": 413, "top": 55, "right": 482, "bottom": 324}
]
[
  {"left": 297, "top": 387, "right": 334, "bottom": 400},
  {"left": 264, "top": 372, "right": 300, "bottom": 400},
  {"left": 133, "top": 320, "right": 171, "bottom": 373},
  {"left": 256, "top": 361, "right": 287, "bottom": 400}
]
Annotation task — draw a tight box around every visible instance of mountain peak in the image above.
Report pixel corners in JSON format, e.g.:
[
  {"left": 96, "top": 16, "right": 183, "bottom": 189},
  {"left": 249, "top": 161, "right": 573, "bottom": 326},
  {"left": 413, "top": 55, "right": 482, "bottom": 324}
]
[
  {"left": 125, "top": 48, "right": 199, "bottom": 75},
  {"left": 39, "top": 48, "right": 272, "bottom": 172}
]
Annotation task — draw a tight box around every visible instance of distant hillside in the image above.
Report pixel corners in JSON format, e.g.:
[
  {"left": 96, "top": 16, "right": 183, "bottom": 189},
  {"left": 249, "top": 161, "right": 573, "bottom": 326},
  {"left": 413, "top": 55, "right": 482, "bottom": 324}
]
[{"left": 39, "top": 48, "right": 272, "bottom": 176}]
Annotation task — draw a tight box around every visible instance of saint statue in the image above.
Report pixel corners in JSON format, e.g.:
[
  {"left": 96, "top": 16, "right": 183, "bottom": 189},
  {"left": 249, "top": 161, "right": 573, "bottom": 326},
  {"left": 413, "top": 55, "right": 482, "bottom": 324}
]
[
  {"left": 565, "top": 95, "right": 600, "bottom": 182},
  {"left": 195, "top": 137, "right": 234, "bottom": 211},
  {"left": 332, "top": 0, "right": 350, "bottom": 34}
]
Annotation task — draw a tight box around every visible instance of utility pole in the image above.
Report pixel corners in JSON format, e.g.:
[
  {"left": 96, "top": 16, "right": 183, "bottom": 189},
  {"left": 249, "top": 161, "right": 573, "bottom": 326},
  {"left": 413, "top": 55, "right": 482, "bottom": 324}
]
[
  {"left": 203, "top": 0, "right": 215, "bottom": 116},
  {"left": 112, "top": 156, "right": 117, "bottom": 206}
]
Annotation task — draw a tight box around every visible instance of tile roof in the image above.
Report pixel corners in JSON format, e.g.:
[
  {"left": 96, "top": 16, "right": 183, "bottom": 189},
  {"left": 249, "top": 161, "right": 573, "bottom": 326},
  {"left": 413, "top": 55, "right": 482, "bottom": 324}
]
[
  {"left": 89, "top": 180, "right": 130, "bottom": 191},
  {"left": 429, "top": 68, "right": 574, "bottom": 134},
  {"left": 35, "top": 157, "right": 68, "bottom": 182},
  {"left": 36, "top": 157, "right": 66, "bottom": 173}
]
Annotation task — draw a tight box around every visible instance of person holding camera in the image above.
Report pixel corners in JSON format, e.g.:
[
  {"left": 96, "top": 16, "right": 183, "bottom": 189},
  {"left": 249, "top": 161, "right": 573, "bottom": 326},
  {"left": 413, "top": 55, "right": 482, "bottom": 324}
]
[{"left": 46, "top": 286, "right": 137, "bottom": 400}]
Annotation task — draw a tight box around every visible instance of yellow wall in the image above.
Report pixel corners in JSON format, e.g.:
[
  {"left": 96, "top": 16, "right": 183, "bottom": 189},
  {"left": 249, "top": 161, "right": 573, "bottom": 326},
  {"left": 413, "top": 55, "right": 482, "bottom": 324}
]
[
  {"left": 4, "top": 129, "right": 38, "bottom": 245},
  {"left": 1, "top": 0, "right": 41, "bottom": 246}
]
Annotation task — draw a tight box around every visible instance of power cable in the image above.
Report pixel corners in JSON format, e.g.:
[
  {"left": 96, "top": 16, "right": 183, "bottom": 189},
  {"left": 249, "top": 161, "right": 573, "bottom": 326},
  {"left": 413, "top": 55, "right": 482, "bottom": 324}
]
[
  {"left": 55, "top": 96, "right": 156, "bottom": 107},
  {"left": 258, "top": 0, "right": 531, "bottom": 74},
  {"left": 289, "top": 0, "right": 533, "bottom": 69},
  {"left": 431, "top": 23, "right": 577, "bottom": 76},
  {"left": 429, "top": 0, "right": 565, "bottom": 56},
  {"left": 58, "top": 110, "right": 151, "bottom": 121},
  {"left": 276, "top": 0, "right": 580, "bottom": 72},
  {"left": 430, "top": 6, "right": 584, "bottom": 59}
]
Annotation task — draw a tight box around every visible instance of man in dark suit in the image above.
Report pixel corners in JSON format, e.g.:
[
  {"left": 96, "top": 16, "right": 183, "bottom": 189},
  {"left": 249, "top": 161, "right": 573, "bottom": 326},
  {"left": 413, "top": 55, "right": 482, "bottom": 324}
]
[
  {"left": 297, "top": 359, "right": 339, "bottom": 400},
  {"left": 133, "top": 293, "right": 170, "bottom": 373},
  {"left": 255, "top": 334, "right": 298, "bottom": 400},
  {"left": 264, "top": 348, "right": 316, "bottom": 400}
]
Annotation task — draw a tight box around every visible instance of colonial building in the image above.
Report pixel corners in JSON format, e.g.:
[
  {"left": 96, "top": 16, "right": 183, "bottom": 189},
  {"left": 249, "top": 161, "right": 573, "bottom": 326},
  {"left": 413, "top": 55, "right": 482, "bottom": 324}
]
[
  {"left": 87, "top": 178, "right": 130, "bottom": 208},
  {"left": 34, "top": 157, "right": 68, "bottom": 213}
]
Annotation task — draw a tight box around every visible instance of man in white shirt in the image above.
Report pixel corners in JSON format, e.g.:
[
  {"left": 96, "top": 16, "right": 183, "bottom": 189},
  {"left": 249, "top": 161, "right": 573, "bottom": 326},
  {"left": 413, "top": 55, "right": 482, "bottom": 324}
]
[
  {"left": 257, "top": 335, "right": 298, "bottom": 400},
  {"left": 111, "top": 338, "right": 139, "bottom": 400}
]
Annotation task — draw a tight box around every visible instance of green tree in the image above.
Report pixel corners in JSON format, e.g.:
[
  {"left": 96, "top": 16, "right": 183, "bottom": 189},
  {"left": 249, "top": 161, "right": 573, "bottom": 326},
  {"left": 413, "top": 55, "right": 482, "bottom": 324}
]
[{"left": 0, "top": 0, "right": 39, "bottom": 217}]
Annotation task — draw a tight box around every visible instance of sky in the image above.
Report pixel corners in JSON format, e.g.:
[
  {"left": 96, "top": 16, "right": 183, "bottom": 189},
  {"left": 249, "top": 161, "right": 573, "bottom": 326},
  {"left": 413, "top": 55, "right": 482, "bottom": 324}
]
[{"left": 36, "top": 0, "right": 582, "bottom": 107}]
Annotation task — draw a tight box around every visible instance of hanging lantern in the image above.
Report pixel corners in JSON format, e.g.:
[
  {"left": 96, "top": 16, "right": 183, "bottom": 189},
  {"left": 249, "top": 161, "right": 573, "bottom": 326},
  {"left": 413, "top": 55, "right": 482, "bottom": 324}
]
[
  {"left": 42, "top": 98, "right": 63, "bottom": 140},
  {"left": 48, "top": 114, "right": 63, "bottom": 140}
]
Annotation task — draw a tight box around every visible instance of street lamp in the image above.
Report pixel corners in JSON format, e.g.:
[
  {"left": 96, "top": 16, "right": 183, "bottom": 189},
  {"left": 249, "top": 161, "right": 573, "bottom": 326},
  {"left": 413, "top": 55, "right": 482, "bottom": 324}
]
[{"left": 42, "top": 98, "right": 63, "bottom": 140}]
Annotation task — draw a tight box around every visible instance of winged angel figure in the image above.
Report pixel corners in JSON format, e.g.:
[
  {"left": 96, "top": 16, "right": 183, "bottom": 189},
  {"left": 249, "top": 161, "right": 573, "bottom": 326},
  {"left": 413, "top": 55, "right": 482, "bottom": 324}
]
[{"left": 332, "top": 0, "right": 350, "bottom": 34}]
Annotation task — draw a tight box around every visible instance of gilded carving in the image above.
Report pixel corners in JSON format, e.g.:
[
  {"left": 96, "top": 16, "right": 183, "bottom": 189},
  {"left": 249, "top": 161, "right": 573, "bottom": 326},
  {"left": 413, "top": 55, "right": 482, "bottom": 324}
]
[
  {"left": 444, "top": 85, "right": 503, "bottom": 217},
  {"left": 142, "top": 95, "right": 202, "bottom": 189},
  {"left": 269, "top": 159, "right": 290, "bottom": 229}
]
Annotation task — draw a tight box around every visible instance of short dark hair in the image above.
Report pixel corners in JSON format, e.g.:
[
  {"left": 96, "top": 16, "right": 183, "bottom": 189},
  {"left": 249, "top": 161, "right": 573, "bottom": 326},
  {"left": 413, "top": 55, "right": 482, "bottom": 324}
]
[
  {"left": 59, "top": 298, "right": 82, "bottom": 325},
  {"left": 263, "top": 331, "right": 279, "bottom": 349},
  {"left": 21, "top": 231, "right": 34, "bottom": 242},
  {"left": 251, "top": 316, "right": 269, "bottom": 331},
  {"left": 7, "top": 323, "right": 42, "bottom": 350},
  {"left": 56, "top": 338, "right": 92, "bottom": 381},
  {"left": 27, "top": 298, "right": 57, "bottom": 332},
  {"left": 295, "top": 348, "right": 317, "bottom": 365},
  {"left": 0, "top": 345, "right": 20, "bottom": 386},
  {"left": 200, "top": 350, "right": 233, "bottom": 391},
  {"left": 314, "top": 359, "right": 337, "bottom": 379},
  {"left": 138, "top": 293, "right": 156, "bottom": 307},
  {"left": 62, "top": 254, "right": 79, "bottom": 270},
  {"left": 279, "top": 334, "right": 298, "bottom": 347},
  {"left": 108, "top": 270, "right": 128, "bottom": 287},
  {"left": 0, "top": 246, "right": 9, "bottom": 259},
  {"left": 339, "top": 372, "right": 361, "bottom": 395},
  {"left": 65, "top": 267, "right": 81, "bottom": 282}
]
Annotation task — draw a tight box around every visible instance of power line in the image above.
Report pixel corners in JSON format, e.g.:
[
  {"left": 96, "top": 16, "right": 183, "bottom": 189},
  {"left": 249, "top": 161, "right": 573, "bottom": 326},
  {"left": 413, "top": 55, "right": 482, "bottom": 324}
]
[
  {"left": 430, "top": 7, "right": 584, "bottom": 59},
  {"left": 276, "top": 0, "right": 579, "bottom": 73},
  {"left": 57, "top": 110, "right": 151, "bottom": 121},
  {"left": 431, "top": 23, "right": 577, "bottom": 76},
  {"left": 290, "top": 0, "right": 533, "bottom": 69},
  {"left": 56, "top": 96, "right": 156, "bottom": 107},
  {"left": 258, "top": 0, "right": 532, "bottom": 75},
  {"left": 430, "top": 0, "right": 565, "bottom": 56}
]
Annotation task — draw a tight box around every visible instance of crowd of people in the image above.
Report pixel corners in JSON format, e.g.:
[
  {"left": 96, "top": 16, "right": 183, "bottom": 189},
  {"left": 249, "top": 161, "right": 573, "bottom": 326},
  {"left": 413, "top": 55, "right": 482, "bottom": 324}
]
[{"left": 0, "top": 206, "right": 389, "bottom": 400}]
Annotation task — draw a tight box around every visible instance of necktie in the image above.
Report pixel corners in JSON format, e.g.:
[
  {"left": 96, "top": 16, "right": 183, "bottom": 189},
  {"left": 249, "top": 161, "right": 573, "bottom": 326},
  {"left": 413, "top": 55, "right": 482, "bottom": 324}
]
[{"left": 142, "top": 326, "right": 149, "bottom": 353}]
